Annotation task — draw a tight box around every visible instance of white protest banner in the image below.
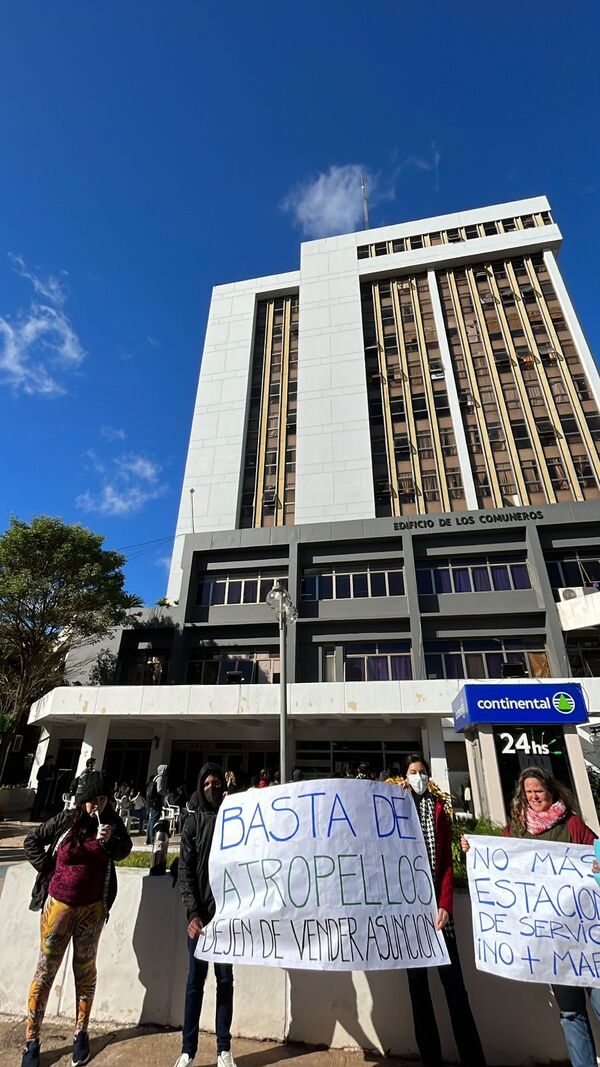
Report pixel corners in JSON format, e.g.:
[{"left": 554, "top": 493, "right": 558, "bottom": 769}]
[
  {"left": 466, "top": 834, "right": 600, "bottom": 986},
  {"left": 195, "top": 780, "right": 449, "bottom": 971}
]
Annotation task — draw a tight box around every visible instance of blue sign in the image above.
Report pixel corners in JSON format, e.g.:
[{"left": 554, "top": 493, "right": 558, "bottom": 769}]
[{"left": 453, "top": 682, "right": 588, "bottom": 732}]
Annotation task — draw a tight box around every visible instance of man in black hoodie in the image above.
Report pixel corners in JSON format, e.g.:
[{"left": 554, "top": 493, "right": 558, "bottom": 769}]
[{"left": 173, "top": 762, "right": 236, "bottom": 1067}]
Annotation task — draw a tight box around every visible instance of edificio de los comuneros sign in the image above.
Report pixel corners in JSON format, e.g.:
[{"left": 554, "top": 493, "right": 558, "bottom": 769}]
[
  {"left": 393, "top": 508, "right": 545, "bottom": 532},
  {"left": 453, "top": 682, "right": 588, "bottom": 733},
  {"left": 195, "top": 780, "right": 449, "bottom": 971},
  {"left": 466, "top": 835, "right": 600, "bottom": 986}
]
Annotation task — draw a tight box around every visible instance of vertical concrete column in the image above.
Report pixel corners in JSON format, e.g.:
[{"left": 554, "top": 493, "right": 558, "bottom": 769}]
[
  {"left": 147, "top": 724, "right": 171, "bottom": 779},
  {"left": 402, "top": 532, "right": 425, "bottom": 679},
  {"left": 427, "top": 270, "right": 479, "bottom": 510},
  {"left": 464, "top": 732, "right": 484, "bottom": 816},
  {"left": 525, "top": 524, "right": 569, "bottom": 676},
  {"left": 543, "top": 251, "right": 600, "bottom": 411},
  {"left": 28, "top": 727, "right": 51, "bottom": 788},
  {"left": 424, "top": 716, "right": 449, "bottom": 791},
  {"left": 75, "top": 717, "right": 110, "bottom": 776},
  {"left": 564, "top": 725, "right": 600, "bottom": 834},
  {"left": 476, "top": 724, "right": 507, "bottom": 826}
]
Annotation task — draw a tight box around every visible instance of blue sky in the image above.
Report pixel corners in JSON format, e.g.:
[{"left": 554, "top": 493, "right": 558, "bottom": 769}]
[{"left": 1, "top": 2, "right": 599, "bottom": 605}]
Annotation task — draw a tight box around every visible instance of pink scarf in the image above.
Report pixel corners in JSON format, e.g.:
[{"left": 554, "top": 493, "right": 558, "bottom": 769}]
[{"left": 523, "top": 799, "right": 567, "bottom": 835}]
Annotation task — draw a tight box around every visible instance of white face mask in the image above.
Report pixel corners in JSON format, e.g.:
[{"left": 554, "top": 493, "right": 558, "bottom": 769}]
[{"left": 408, "top": 772, "right": 429, "bottom": 796}]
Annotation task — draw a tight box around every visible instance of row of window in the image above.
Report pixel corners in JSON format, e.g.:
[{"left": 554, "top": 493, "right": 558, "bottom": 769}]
[
  {"left": 129, "top": 636, "right": 600, "bottom": 686},
  {"left": 194, "top": 553, "right": 599, "bottom": 609},
  {"left": 301, "top": 567, "right": 405, "bottom": 601},
  {"left": 196, "top": 573, "right": 287, "bottom": 607},
  {"left": 416, "top": 556, "right": 531, "bottom": 595},
  {"left": 357, "top": 213, "right": 552, "bottom": 259}
]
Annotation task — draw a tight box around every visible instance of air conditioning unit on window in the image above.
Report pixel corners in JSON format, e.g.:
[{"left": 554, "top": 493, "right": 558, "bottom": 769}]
[
  {"left": 557, "top": 587, "right": 597, "bottom": 602},
  {"left": 262, "top": 491, "right": 278, "bottom": 506}
]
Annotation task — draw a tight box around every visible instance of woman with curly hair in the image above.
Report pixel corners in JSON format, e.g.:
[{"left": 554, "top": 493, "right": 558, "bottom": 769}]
[
  {"left": 462, "top": 766, "right": 599, "bottom": 1067},
  {"left": 400, "top": 753, "right": 486, "bottom": 1067},
  {"left": 21, "top": 772, "right": 132, "bottom": 1067}
]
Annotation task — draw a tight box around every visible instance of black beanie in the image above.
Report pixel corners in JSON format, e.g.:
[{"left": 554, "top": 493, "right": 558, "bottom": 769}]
[{"left": 78, "top": 771, "right": 113, "bottom": 805}]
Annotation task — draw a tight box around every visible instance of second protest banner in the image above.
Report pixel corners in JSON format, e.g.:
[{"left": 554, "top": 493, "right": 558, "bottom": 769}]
[
  {"left": 466, "top": 834, "right": 600, "bottom": 986},
  {"left": 196, "top": 779, "right": 449, "bottom": 971}
]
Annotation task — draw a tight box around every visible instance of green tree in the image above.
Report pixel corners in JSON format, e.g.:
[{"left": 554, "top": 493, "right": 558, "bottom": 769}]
[{"left": 0, "top": 516, "right": 141, "bottom": 776}]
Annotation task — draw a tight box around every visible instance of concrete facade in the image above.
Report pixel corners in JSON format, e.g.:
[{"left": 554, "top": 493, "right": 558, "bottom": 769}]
[{"left": 2, "top": 863, "right": 599, "bottom": 1065}]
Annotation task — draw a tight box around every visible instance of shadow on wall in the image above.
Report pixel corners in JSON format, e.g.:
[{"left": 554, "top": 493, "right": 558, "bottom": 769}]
[{"left": 131, "top": 871, "right": 187, "bottom": 1025}]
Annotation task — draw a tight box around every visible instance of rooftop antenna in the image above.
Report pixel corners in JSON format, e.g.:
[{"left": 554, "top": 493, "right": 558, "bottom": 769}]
[{"left": 360, "top": 174, "right": 369, "bottom": 230}]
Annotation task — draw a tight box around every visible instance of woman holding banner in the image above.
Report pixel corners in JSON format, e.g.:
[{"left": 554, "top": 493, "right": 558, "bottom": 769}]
[
  {"left": 400, "top": 754, "right": 487, "bottom": 1067},
  {"left": 462, "top": 767, "right": 600, "bottom": 1067}
]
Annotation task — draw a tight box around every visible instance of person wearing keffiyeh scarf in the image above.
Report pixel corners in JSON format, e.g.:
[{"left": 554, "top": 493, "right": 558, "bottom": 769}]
[
  {"left": 462, "top": 766, "right": 599, "bottom": 1067},
  {"left": 396, "top": 754, "right": 487, "bottom": 1067}
]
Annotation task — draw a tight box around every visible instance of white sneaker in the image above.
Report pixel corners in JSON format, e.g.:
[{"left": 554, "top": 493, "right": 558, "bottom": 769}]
[
  {"left": 217, "top": 1052, "right": 237, "bottom": 1067},
  {"left": 173, "top": 1056, "right": 194, "bottom": 1067}
]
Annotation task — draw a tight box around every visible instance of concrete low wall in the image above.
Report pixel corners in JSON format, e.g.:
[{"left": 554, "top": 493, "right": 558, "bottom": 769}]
[{"left": 0, "top": 864, "right": 596, "bottom": 1065}]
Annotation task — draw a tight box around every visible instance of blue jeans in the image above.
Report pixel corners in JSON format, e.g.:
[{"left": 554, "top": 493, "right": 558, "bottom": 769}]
[
  {"left": 182, "top": 935, "right": 233, "bottom": 1057},
  {"left": 552, "top": 984, "right": 600, "bottom": 1067},
  {"left": 146, "top": 807, "right": 160, "bottom": 843}
]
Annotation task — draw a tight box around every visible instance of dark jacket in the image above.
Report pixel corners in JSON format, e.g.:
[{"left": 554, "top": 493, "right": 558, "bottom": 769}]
[
  {"left": 178, "top": 762, "right": 226, "bottom": 924},
  {"left": 70, "top": 767, "right": 102, "bottom": 803},
  {"left": 24, "top": 804, "right": 133, "bottom": 916}
]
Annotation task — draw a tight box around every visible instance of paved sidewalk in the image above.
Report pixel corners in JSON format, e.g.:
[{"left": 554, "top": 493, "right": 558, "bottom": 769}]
[{"left": 0, "top": 1021, "right": 419, "bottom": 1067}]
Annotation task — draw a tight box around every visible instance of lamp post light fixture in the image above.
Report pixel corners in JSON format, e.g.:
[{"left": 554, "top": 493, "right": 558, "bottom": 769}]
[{"left": 266, "top": 580, "right": 298, "bottom": 784}]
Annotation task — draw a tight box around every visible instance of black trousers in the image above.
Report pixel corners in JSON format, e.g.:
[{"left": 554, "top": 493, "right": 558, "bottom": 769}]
[{"left": 407, "top": 933, "right": 486, "bottom": 1067}]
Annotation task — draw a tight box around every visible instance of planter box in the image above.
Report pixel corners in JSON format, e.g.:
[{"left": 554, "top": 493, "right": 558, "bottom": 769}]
[{"left": 0, "top": 787, "right": 34, "bottom": 816}]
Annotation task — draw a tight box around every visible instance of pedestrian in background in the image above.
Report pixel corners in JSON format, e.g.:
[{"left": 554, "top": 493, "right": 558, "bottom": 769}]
[{"left": 146, "top": 763, "right": 168, "bottom": 842}]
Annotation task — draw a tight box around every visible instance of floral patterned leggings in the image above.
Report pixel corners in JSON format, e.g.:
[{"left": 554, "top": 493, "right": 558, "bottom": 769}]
[{"left": 26, "top": 896, "right": 105, "bottom": 1041}]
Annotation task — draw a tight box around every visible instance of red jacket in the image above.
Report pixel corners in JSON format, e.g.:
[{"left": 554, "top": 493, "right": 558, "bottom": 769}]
[
  {"left": 432, "top": 797, "right": 455, "bottom": 915},
  {"left": 502, "top": 813, "right": 596, "bottom": 844}
]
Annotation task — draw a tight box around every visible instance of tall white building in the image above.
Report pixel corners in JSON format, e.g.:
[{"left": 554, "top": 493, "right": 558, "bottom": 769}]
[{"left": 29, "top": 197, "right": 600, "bottom": 826}]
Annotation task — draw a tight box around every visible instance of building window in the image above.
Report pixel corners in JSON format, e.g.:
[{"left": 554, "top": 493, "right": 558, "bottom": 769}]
[
  {"left": 567, "top": 638, "right": 600, "bottom": 678},
  {"left": 301, "top": 566, "right": 405, "bottom": 601},
  {"left": 425, "top": 638, "right": 548, "bottom": 679},
  {"left": 344, "top": 641, "right": 412, "bottom": 681},
  {"left": 196, "top": 572, "right": 288, "bottom": 607},
  {"left": 186, "top": 649, "right": 280, "bottom": 685},
  {"left": 416, "top": 555, "right": 531, "bottom": 595},
  {"left": 546, "top": 552, "right": 600, "bottom": 592}
]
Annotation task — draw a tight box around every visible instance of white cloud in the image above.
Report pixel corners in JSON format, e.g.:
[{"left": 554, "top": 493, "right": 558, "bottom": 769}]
[
  {"left": 0, "top": 254, "right": 84, "bottom": 396},
  {"left": 116, "top": 454, "right": 160, "bottom": 483},
  {"left": 100, "top": 425, "right": 127, "bottom": 442},
  {"left": 76, "top": 450, "right": 166, "bottom": 518},
  {"left": 76, "top": 483, "right": 165, "bottom": 517},
  {"left": 281, "top": 147, "right": 442, "bottom": 239},
  {"left": 8, "top": 253, "right": 68, "bottom": 307},
  {"left": 155, "top": 554, "right": 172, "bottom": 572},
  {"left": 147, "top": 334, "right": 161, "bottom": 348},
  {"left": 281, "top": 164, "right": 369, "bottom": 239}
]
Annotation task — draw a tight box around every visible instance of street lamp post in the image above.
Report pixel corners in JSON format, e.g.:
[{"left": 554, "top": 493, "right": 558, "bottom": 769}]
[{"left": 266, "top": 580, "right": 298, "bottom": 784}]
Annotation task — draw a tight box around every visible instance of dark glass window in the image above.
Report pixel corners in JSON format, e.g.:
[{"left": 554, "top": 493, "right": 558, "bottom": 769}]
[
  {"left": 336, "top": 574, "right": 351, "bottom": 599},
  {"left": 370, "top": 572, "right": 387, "bottom": 597},
  {"left": 388, "top": 571, "right": 405, "bottom": 595},
  {"left": 352, "top": 573, "right": 368, "bottom": 598}
]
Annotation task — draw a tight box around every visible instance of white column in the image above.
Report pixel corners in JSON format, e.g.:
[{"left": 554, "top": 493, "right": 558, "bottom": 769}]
[
  {"left": 423, "top": 716, "right": 449, "bottom": 791},
  {"left": 427, "top": 270, "right": 479, "bottom": 510},
  {"left": 477, "top": 724, "right": 507, "bottom": 826},
  {"left": 543, "top": 250, "right": 600, "bottom": 411},
  {"left": 28, "top": 727, "right": 51, "bottom": 788},
  {"left": 564, "top": 725, "right": 600, "bottom": 834},
  {"left": 464, "top": 733, "right": 483, "bottom": 816},
  {"left": 146, "top": 724, "right": 171, "bottom": 779},
  {"left": 75, "top": 718, "right": 110, "bottom": 777}
]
